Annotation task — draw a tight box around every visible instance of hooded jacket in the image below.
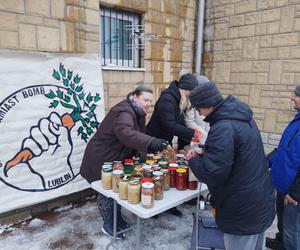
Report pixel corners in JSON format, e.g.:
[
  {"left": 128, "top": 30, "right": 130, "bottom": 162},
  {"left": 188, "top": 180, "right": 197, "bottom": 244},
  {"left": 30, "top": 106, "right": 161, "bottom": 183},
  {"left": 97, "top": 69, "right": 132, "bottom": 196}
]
[
  {"left": 146, "top": 81, "right": 194, "bottom": 149},
  {"left": 189, "top": 96, "right": 275, "bottom": 235},
  {"left": 80, "top": 96, "right": 155, "bottom": 184}
]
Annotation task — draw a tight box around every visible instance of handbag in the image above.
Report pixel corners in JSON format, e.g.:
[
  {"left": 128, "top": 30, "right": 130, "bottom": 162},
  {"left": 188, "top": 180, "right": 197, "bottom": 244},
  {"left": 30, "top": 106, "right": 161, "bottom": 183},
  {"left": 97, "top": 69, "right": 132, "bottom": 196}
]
[{"left": 190, "top": 190, "right": 225, "bottom": 250}]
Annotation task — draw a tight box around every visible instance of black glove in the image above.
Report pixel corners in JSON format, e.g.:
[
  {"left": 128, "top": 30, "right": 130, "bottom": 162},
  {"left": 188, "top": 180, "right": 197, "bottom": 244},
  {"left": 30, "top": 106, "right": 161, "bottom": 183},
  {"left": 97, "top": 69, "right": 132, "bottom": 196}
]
[
  {"left": 136, "top": 152, "right": 147, "bottom": 163},
  {"left": 147, "top": 139, "right": 168, "bottom": 153}
]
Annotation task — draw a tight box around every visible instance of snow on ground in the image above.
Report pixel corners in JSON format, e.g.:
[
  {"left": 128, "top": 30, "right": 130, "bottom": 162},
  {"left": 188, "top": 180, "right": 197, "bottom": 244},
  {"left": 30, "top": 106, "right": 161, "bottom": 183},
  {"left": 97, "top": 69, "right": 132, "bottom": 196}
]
[{"left": 0, "top": 197, "right": 277, "bottom": 250}]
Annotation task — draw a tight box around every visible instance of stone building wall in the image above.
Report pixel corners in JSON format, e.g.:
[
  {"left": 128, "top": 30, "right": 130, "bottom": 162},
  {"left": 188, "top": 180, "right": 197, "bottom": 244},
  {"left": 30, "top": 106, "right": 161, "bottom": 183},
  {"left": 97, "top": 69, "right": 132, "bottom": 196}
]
[{"left": 202, "top": 0, "right": 300, "bottom": 153}]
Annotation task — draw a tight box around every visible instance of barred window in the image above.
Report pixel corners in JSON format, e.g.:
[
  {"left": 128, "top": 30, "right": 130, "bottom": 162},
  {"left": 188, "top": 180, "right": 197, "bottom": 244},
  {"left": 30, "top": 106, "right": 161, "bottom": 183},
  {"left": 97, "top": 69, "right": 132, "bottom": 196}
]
[{"left": 100, "top": 7, "right": 142, "bottom": 68}]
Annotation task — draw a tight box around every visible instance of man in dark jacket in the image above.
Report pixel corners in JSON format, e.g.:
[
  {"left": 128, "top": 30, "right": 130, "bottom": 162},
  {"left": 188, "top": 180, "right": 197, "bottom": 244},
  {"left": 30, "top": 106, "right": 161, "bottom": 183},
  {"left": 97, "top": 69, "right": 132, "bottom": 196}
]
[
  {"left": 147, "top": 73, "right": 199, "bottom": 150},
  {"left": 187, "top": 81, "right": 275, "bottom": 250},
  {"left": 80, "top": 85, "right": 167, "bottom": 239},
  {"left": 266, "top": 85, "right": 300, "bottom": 250}
]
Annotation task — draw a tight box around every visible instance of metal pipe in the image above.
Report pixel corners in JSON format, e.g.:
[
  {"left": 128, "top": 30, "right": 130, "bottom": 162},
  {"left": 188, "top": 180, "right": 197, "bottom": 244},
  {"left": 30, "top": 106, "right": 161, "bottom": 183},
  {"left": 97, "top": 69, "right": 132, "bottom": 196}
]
[{"left": 194, "top": 0, "right": 206, "bottom": 75}]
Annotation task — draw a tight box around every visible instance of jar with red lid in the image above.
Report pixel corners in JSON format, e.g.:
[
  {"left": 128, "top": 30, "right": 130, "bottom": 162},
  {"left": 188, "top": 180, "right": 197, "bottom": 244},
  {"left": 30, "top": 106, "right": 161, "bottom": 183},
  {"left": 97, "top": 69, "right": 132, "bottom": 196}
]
[{"left": 175, "top": 168, "right": 187, "bottom": 191}]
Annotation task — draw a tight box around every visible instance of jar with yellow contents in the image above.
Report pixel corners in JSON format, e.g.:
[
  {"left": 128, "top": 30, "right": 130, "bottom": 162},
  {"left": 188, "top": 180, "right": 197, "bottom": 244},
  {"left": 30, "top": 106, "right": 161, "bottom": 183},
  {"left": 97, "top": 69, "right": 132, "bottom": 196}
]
[
  {"left": 119, "top": 176, "right": 129, "bottom": 200},
  {"left": 127, "top": 179, "right": 141, "bottom": 204},
  {"left": 152, "top": 171, "right": 164, "bottom": 200},
  {"left": 112, "top": 169, "right": 123, "bottom": 193},
  {"left": 101, "top": 165, "right": 113, "bottom": 190},
  {"left": 161, "top": 168, "right": 170, "bottom": 191}
]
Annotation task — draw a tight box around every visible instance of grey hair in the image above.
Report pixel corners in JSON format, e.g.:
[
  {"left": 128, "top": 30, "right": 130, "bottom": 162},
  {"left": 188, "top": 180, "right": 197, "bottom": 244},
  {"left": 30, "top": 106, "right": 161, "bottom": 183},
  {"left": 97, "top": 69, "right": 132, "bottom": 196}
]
[{"left": 134, "top": 85, "right": 153, "bottom": 96}]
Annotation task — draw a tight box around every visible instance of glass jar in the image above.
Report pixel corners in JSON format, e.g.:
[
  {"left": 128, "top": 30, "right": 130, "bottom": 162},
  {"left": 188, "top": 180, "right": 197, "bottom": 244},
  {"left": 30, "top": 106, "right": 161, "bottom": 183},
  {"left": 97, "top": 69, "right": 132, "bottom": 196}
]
[
  {"left": 152, "top": 165, "right": 161, "bottom": 172},
  {"left": 112, "top": 169, "right": 123, "bottom": 193},
  {"left": 175, "top": 168, "right": 187, "bottom": 191},
  {"left": 113, "top": 161, "right": 123, "bottom": 170},
  {"left": 124, "top": 163, "right": 134, "bottom": 174},
  {"left": 141, "top": 182, "right": 155, "bottom": 209},
  {"left": 176, "top": 153, "right": 185, "bottom": 160},
  {"left": 134, "top": 165, "right": 144, "bottom": 176},
  {"left": 182, "top": 165, "right": 189, "bottom": 188},
  {"left": 188, "top": 167, "right": 199, "bottom": 190},
  {"left": 146, "top": 159, "right": 154, "bottom": 165},
  {"left": 128, "top": 180, "right": 141, "bottom": 204},
  {"left": 161, "top": 169, "right": 170, "bottom": 191},
  {"left": 119, "top": 176, "right": 129, "bottom": 200},
  {"left": 158, "top": 161, "right": 168, "bottom": 169},
  {"left": 152, "top": 171, "right": 164, "bottom": 200},
  {"left": 143, "top": 164, "right": 153, "bottom": 178},
  {"left": 153, "top": 155, "right": 161, "bottom": 164},
  {"left": 102, "top": 165, "right": 113, "bottom": 190},
  {"left": 169, "top": 164, "right": 178, "bottom": 188}
]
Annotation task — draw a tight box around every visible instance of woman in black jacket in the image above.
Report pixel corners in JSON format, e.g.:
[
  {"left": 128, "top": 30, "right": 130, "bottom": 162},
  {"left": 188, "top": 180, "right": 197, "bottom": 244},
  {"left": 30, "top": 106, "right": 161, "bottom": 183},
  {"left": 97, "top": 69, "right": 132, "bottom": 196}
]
[{"left": 147, "top": 73, "right": 198, "bottom": 150}]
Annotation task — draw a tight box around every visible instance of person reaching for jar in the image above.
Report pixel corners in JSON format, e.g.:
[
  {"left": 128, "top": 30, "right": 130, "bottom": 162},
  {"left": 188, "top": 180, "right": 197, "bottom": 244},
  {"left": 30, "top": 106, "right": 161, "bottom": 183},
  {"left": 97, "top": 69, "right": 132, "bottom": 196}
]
[{"left": 80, "top": 85, "right": 168, "bottom": 240}]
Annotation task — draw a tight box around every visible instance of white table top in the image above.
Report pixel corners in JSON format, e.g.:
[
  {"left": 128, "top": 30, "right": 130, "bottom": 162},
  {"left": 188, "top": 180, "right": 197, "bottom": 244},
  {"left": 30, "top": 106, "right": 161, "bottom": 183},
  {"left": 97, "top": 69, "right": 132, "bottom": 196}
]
[{"left": 91, "top": 181, "right": 207, "bottom": 219}]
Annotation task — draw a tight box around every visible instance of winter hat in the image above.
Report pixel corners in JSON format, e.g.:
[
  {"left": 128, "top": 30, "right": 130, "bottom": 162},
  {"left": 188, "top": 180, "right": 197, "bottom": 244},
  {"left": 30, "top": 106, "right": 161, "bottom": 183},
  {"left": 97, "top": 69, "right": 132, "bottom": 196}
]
[
  {"left": 196, "top": 75, "right": 209, "bottom": 85},
  {"left": 178, "top": 73, "right": 198, "bottom": 90},
  {"left": 189, "top": 80, "right": 224, "bottom": 108},
  {"left": 295, "top": 85, "right": 300, "bottom": 96}
]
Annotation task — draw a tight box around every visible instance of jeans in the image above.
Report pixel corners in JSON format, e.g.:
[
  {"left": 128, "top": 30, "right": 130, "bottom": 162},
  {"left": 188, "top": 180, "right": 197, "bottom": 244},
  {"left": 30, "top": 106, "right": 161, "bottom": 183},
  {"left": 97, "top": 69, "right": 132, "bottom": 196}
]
[
  {"left": 282, "top": 201, "right": 300, "bottom": 250},
  {"left": 276, "top": 192, "right": 284, "bottom": 242},
  {"left": 224, "top": 232, "right": 265, "bottom": 250}
]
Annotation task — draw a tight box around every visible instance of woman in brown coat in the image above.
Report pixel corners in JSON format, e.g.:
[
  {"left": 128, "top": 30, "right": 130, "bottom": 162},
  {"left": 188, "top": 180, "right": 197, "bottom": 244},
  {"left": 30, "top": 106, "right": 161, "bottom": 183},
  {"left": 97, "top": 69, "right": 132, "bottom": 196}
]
[{"left": 80, "top": 85, "right": 167, "bottom": 239}]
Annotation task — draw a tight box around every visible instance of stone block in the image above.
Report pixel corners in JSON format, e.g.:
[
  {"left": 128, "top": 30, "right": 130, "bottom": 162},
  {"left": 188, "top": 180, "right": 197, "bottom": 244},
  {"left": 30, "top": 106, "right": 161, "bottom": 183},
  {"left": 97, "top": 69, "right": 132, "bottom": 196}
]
[
  {"left": 275, "top": 0, "right": 289, "bottom": 6},
  {"left": 51, "top": 0, "right": 65, "bottom": 19},
  {"left": 239, "top": 24, "right": 255, "bottom": 37},
  {"left": 37, "top": 26, "right": 60, "bottom": 51},
  {"left": 0, "top": 30, "right": 18, "bottom": 48},
  {"left": 214, "top": 23, "right": 228, "bottom": 39},
  {"left": 233, "top": 85, "right": 250, "bottom": 96},
  {"left": 87, "top": 0, "right": 99, "bottom": 10},
  {"left": 278, "top": 47, "right": 290, "bottom": 59},
  {"left": 85, "top": 9, "right": 99, "bottom": 25},
  {"left": 44, "top": 18, "right": 59, "bottom": 27},
  {"left": 249, "top": 85, "right": 261, "bottom": 107},
  {"left": 272, "top": 33, "right": 299, "bottom": 46},
  {"left": 67, "top": 5, "right": 81, "bottom": 22},
  {"left": 245, "top": 12, "right": 261, "bottom": 24},
  {"left": 261, "top": 8, "right": 281, "bottom": 22},
  {"left": 281, "top": 73, "right": 294, "bottom": 85},
  {"left": 231, "top": 61, "right": 252, "bottom": 72},
  {"left": 257, "top": 0, "right": 275, "bottom": 10},
  {"left": 228, "top": 27, "right": 239, "bottom": 38},
  {"left": 240, "top": 73, "right": 256, "bottom": 83},
  {"left": 267, "top": 21, "right": 279, "bottom": 34},
  {"left": 277, "top": 110, "right": 294, "bottom": 123},
  {"left": 213, "top": 62, "right": 230, "bottom": 83},
  {"left": 294, "top": 18, "right": 300, "bottom": 31},
  {"left": 26, "top": 0, "right": 50, "bottom": 16},
  {"left": 224, "top": 4, "right": 234, "bottom": 16},
  {"left": 60, "top": 21, "right": 75, "bottom": 52},
  {"left": 290, "top": 46, "right": 300, "bottom": 58},
  {"left": 272, "top": 98, "right": 291, "bottom": 110},
  {"left": 17, "top": 15, "right": 44, "bottom": 25},
  {"left": 229, "top": 15, "right": 244, "bottom": 27},
  {"left": 257, "top": 73, "right": 269, "bottom": 84},
  {"left": 260, "top": 96, "right": 273, "bottom": 108},
  {"left": 130, "top": 72, "right": 144, "bottom": 83},
  {"left": 256, "top": 23, "right": 267, "bottom": 35},
  {"left": 0, "top": 11, "right": 17, "bottom": 30},
  {"left": 82, "top": 39, "right": 99, "bottom": 53},
  {"left": 276, "top": 122, "right": 287, "bottom": 134},
  {"left": 235, "top": 0, "right": 256, "bottom": 14},
  {"left": 259, "top": 48, "right": 277, "bottom": 59},
  {"left": 252, "top": 61, "right": 269, "bottom": 72},
  {"left": 227, "top": 50, "right": 241, "bottom": 61},
  {"left": 213, "top": 51, "right": 227, "bottom": 62},
  {"left": 163, "top": 61, "right": 171, "bottom": 83},
  {"left": 242, "top": 37, "right": 259, "bottom": 60},
  {"left": 261, "top": 132, "right": 269, "bottom": 143},
  {"left": 280, "top": 6, "right": 295, "bottom": 32},
  {"left": 260, "top": 35, "right": 272, "bottom": 47},
  {"left": 269, "top": 60, "right": 282, "bottom": 84},
  {"left": 283, "top": 60, "right": 300, "bottom": 72},
  {"left": 19, "top": 23, "right": 36, "bottom": 49},
  {"left": 263, "top": 109, "right": 277, "bottom": 132},
  {"left": 0, "top": 0, "right": 25, "bottom": 13}
]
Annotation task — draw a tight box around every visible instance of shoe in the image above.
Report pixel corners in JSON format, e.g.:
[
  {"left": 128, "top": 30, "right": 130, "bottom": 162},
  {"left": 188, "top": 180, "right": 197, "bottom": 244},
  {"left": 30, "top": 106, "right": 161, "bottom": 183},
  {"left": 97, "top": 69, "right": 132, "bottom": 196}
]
[
  {"left": 167, "top": 207, "right": 183, "bottom": 217},
  {"left": 101, "top": 223, "right": 125, "bottom": 240},
  {"left": 266, "top": 237, "right": 283, "bottom": 250},
  {"left": 185, "top": 198, "right": 197, "bottom": 205},
  {"left": 118, "top": 216, "right": 130, "bottom": 231}
]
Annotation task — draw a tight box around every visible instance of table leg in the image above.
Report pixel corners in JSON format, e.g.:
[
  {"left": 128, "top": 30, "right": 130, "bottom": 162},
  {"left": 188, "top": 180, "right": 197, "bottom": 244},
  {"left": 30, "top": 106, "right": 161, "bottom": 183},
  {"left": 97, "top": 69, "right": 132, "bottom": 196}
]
[
  {"left": 136, "top": 216, "right": 141, "bottom": 250},
  {"left": 113, "top": 199, "right": 117, "bottom": 240}
]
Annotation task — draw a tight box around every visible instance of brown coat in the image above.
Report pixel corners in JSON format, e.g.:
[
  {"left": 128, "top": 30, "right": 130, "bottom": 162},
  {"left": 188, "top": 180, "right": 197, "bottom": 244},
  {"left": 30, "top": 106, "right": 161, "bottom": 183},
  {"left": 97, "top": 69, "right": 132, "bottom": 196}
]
[{"left": 80, "top": 97, "right": 155, "bottom": 184}]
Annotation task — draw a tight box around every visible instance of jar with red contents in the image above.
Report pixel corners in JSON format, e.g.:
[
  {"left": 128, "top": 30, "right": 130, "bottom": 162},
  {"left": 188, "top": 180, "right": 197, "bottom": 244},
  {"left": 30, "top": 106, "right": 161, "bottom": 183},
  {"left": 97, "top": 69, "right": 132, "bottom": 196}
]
[
  {"left": 188, "top": 167, "right": 199, "bottom": 190},
  {"left": 181, "top": 165, "right": 189, "bottom": 188},
  {"left": 168, "top": 163, "right": 178, "bottom": 188},
  {"left": 175, "top": 168, "right": 187, "bottom": 191}
]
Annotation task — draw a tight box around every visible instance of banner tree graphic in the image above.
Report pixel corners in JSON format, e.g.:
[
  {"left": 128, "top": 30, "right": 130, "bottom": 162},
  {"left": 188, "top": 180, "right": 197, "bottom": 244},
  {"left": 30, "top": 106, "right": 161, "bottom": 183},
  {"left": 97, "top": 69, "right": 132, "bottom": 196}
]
[{"left": 45, "top": 63, "right": 101, "bottom": 142}]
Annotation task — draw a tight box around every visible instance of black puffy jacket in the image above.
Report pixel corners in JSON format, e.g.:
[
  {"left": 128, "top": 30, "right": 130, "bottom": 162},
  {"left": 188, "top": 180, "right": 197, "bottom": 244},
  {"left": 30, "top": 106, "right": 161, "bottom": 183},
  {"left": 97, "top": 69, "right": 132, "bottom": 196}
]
[
  {"left": 189, "top": 96, "right": 275, "bottom": 235},
  {"left": 146, "top": 81, "right": 194, "bottom": 149}
]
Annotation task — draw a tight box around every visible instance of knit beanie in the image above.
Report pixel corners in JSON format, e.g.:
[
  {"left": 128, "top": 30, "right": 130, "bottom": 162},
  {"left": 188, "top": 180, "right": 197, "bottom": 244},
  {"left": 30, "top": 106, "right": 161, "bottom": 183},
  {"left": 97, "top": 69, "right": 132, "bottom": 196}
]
[
  {"left": 178, "top": 73, "right": 198, "bottom": 90},
  {"left": 189, "top": 80, "right": 223, "bottom": 108},
  {"left": 295, "top": 85, "right": 300, "bottom": 96}
]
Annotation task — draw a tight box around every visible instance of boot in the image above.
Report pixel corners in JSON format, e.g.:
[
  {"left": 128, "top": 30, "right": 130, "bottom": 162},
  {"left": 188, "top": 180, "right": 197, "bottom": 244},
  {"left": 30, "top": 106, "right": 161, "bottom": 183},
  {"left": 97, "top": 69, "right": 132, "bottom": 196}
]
[
  {"left": 97, "top": 194, "right": 125, "bottom": 240},
  {"left": 167, "top": 207, "right": 183, "bottom": 217},
  {"left": 265, "top": 237, "right": 284, "bottom": 250}
]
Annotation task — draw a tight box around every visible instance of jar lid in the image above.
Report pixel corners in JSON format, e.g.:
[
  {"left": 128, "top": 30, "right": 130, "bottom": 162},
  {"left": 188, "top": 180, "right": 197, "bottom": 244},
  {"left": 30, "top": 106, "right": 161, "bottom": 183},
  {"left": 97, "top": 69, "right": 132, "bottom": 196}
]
[
  {"left": 146, "top": 160, "right": 154, "bottom": 165},
  {"left": 113, "top": 169, "right": 124, "bottom": 175},
  {"left": 153, "top": 155, "right": 161, "bottom": 160},
  {"left": 102, "top": 166, "right": 112, "bottom": 172},
  {"left": 113, "top": 160, "right": 122, "bottom": 163},
  {"left": 129, "top": 179, "right": 140, "bottom": 185},
  {"left": 142, "top": 164, "right": 152, "bottom": 170},
  {"left": 168, "top": 166, "right": 177, "bottom": 171},
  {"left": 124, "top": 159, "right": 134, "bottom": 163},
  {"left": 140, "top": 177, "right": 153, "bottom": 183},
  {"left": 103, "top": 162, "right": 113, "bottom": 165},
  {"left": 169, "top": 163, "right": 178, "bottom": 168},
  {"left": 161, "top": 169, "right": 169, "bottom": 173},
  {"left": 158, "top": 161, "right": 168, "bottom": 165},
  {"left": 176, "top": 153, "right": 185, "bottom": 158},
  {"left": 142, "top": 182, "right": 154, "bottom": 189},
  {"left": 152, "top": 171, "right": 163, "bottom": 176},
  {"left": 176, "top": 168, "right": 187, "bottom": 173}
]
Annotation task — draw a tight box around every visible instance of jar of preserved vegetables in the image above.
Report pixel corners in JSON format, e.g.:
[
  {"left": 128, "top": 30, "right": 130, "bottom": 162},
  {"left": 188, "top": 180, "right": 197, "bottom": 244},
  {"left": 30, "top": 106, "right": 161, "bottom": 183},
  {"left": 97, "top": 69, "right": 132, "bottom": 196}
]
[
  {"left": 141, "top": 182, "right": 155, "bottom": 209},
  {"left": 161, "top": 169, "right": 170, "bottom": 191},
  {"left": 152, "top": 171, "right": 164, "bottom": 200},
  {"left": 128, "top": 179, "right": 141, "bottom": 204},
  {"left": 119, "top": 176, "right": 129, "bottom": 200},
  {"left": 175, "top": 168, "right": 187, "bottom": 191},
  {"left": 112, "top": 169, "right": 123, "bottom": 193},
  {"left": 188, "top": 168, "right": 199, "bottom": 190},
  {"left": 102, "top": 165, "right": 113, "bottom": 190}
]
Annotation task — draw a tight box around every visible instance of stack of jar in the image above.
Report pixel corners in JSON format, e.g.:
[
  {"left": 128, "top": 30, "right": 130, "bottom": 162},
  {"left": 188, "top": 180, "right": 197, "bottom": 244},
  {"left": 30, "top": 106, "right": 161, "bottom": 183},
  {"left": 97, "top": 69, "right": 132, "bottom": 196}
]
[{"left": 100, "top": 153, "right": 199, "bottom": 209}]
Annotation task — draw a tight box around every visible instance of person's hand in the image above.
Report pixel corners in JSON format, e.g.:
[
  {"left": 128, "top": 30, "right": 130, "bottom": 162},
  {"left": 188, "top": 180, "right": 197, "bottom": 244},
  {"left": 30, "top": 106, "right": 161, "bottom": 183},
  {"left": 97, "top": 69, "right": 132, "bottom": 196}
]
[
  {"left": 284, "top": 194, "right": 298, "bottom": 206},
  {"left": 136, "top": 151, "right": 147, "bottom": 163},
  {"left": 147, "top": 139, "right": 168, "bottom": 153},
  {"left": 185, "top": 149, "right": 199, "bottom": 160}
]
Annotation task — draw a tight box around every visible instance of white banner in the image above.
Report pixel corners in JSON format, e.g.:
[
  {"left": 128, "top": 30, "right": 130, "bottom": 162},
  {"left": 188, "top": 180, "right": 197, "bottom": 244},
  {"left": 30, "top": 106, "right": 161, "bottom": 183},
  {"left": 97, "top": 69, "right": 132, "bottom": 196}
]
[{"left": 0, "top": 52, "right": 105, "bottom": 213}]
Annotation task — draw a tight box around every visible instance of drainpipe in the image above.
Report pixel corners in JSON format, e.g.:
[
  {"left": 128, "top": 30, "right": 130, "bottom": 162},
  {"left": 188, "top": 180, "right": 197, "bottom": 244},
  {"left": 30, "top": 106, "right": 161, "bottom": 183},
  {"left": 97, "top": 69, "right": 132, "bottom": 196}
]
[{"left": 194, "top": 0, "right": 206, "bottom": 75}]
